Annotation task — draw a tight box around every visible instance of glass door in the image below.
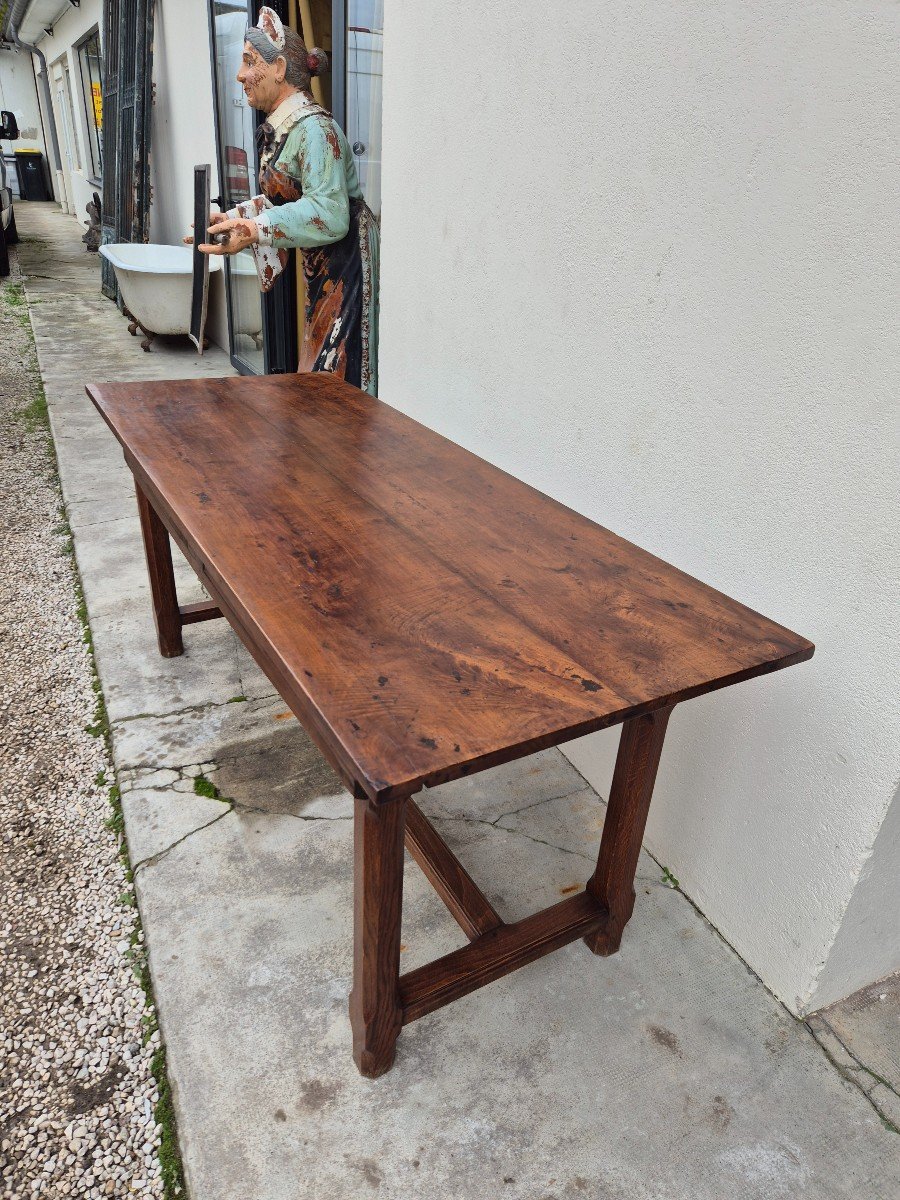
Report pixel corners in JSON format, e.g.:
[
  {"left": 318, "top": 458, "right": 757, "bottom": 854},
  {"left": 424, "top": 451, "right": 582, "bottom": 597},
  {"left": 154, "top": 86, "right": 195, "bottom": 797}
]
[
  {"left": 208, "top": 0, "right": 297, "bottom": 375},
  {"left": 346, "top": 0, "right": 383, "bottom": 219}
]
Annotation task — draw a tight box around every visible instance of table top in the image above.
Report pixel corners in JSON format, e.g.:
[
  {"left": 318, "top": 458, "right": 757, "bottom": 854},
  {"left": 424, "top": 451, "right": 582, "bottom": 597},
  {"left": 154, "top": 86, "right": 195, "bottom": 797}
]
[{"left": 86, "top": 373, "right": 814, "bottom": 802}]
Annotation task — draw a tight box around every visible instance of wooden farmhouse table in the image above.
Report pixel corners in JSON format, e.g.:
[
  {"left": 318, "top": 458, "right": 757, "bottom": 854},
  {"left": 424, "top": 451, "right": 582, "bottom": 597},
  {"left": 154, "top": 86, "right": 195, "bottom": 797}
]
[{"left": 86, "top": 373, "right": 814, "bottom": 1077}]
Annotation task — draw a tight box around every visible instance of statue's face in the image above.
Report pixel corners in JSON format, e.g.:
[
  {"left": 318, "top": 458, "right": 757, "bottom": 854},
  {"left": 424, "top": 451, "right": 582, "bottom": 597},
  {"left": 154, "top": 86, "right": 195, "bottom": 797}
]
[{"left": 237, "top": 42, "right": 285, "bottom": 113}]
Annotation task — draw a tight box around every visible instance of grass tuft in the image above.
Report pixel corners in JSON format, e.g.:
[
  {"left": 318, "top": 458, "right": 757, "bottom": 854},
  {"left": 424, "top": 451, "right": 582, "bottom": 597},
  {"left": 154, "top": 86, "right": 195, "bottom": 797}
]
[
  {"left": 152, "top": 1046, "right": 187, "bottom": 1197},
  {"left": 192, "top": 773, "right": 221, "bottom": 801}
]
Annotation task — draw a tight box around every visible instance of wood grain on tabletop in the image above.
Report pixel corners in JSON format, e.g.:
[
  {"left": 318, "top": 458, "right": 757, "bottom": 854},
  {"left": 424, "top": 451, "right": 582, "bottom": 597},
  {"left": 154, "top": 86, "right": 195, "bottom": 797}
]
[{"left": 85, "top": 374, "right": 814, "bottom": 801}]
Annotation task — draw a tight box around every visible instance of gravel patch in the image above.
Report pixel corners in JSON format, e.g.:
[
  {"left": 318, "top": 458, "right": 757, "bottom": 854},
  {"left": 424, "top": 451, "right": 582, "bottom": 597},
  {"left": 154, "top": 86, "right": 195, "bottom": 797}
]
[{"left": 0, "top": 260, "right": 175, "bottom": 1198}]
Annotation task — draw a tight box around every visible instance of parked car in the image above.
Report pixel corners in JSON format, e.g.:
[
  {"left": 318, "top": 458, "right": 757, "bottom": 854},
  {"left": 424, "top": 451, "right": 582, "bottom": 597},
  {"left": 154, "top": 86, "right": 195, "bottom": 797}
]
[{"left": 0, "top": 110, "right": 20, "bottom": 277}]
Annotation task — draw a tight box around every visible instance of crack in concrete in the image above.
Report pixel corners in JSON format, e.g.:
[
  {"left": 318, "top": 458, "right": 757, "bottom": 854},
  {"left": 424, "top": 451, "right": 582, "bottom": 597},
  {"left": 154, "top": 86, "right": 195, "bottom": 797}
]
[
  {"left": 232, "top": 801, "right": 351, "bottom": 823},
  {"left": 233, "top": 640, "right": 247, "bottom": 704},
  {"left": 486, "top": 781, "right": 593, "bottom": 823},
  {"left": 626, "top": 831, "right": 900, "bottom": 1137},
  {"left": 811, "top": 1017, "right": 900, "bottom": 1102},
  {"left": 67, "top": 516, "right": 135, "bottom": 531},
  {"left": 122, "top": 778, "right": 590, "bottom": 857},
  {"left": 111, "top": 697, "right": 244, "bottom": 726},
  {"left": 119, "top": 761, "right": 353, "bottom": 819},
  {"left": 429, "top": 812, "right": 595, "bottom": 862},
  {"left": 119, "top": 782, "right": 175, "bottom": 796},
  {"left": 805, "top": 1019, "right": 900, "bottom": 1134},
  {"left": 132, "top": 806, "right": 234, "bottom": 875}
]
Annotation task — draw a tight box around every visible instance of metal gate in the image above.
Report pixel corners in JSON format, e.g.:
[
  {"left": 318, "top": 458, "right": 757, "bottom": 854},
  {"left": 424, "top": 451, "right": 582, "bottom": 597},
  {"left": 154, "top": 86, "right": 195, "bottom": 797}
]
[{"left": 100, "top": 0, "right": 155, "bottom": 300}]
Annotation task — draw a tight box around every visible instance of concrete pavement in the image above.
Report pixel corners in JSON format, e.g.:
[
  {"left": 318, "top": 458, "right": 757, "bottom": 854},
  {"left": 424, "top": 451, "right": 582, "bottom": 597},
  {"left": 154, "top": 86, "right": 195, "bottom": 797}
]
[{"left": 16, "top": 202, "right": 899, "bottom": 1199}]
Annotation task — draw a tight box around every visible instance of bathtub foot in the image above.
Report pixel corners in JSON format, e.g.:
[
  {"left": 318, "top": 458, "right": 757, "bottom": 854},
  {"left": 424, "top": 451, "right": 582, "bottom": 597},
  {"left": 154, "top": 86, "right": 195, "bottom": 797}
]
[{"left": 121, "top": 306, "right": 156, "bottom": 350}]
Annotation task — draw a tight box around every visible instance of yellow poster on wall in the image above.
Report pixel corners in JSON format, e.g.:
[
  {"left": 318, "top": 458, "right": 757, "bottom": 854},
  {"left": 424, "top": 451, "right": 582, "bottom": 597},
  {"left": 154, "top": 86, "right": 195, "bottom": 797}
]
[{"left": 91, "top": 82, "right": 102, "bottom": 131}]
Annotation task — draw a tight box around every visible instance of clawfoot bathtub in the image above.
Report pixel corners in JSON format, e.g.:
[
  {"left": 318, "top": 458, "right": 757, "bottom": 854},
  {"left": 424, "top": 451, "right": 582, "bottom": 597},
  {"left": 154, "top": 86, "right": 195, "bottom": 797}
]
[{"left": 99, "top": 243, "right": 263, "bottom": 351}]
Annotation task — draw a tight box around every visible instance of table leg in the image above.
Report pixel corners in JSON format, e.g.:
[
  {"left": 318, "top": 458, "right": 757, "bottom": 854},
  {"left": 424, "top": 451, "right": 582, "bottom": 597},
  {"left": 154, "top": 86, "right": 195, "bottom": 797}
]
[
  {"left": 134, "top": 481, "right": 183, "bottom": 658},
  {"left": 349, "top": 795, "right": 406, "bottom": 1078},
  {"left": 584, "top": 705, "right": 673, "bottom": 956}
]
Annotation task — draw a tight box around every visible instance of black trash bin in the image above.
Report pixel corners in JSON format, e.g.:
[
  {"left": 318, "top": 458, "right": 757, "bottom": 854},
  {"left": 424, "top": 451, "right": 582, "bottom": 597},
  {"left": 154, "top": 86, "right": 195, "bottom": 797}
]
[{"left": 15, "top": 151, "right": 50, "bottom": 201}]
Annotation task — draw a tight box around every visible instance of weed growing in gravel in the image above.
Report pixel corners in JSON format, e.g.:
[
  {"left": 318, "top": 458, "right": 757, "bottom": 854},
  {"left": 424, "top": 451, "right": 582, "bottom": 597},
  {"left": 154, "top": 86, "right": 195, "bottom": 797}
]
[
  {"left": 3, "top": 282, "right": 32, "bottom": 335},
  {"left": 103, "top": 784, "right": 125, "bottom": 840},
  {"left": 50, "top": 519, "right": 74, "bottom": 558},
  {"left": 152, "top": 1046, "right": 187, "bottom": 1196},
  {"left": 8, "top": 285, "right": 54, "bottom": 452},
  {"left": 14, "top": 351, "right": 50, "bottom": 434}
]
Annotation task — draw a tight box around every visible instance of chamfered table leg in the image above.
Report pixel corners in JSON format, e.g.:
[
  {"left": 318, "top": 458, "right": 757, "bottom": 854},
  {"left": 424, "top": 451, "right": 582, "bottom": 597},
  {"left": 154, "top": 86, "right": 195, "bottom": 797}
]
[
  {"left": 134, "top": 480, "right": 183, "bottom": 658},
  {"left": 349, "top": 794, "right": 407, "bottom": 1078},
  {"left": 584, "top": 704, "right": 673, "bottom": 956}
]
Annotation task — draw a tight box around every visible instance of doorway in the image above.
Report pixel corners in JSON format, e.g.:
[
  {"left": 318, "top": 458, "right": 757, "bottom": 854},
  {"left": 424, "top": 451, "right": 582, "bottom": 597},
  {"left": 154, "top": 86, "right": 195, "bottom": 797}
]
[{"left": 51, "top": 57, "right": 79, "bottom": 214}]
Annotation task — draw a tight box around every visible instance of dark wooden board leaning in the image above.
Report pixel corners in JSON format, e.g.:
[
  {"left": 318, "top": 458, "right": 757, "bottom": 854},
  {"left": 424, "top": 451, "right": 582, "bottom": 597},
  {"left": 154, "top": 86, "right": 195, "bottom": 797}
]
[
  {"left": 188, "top": 163, "right": 211, "bottom": 354},
  {"left": 86, "top": 373, "right": 814, "bottom": 1076}
]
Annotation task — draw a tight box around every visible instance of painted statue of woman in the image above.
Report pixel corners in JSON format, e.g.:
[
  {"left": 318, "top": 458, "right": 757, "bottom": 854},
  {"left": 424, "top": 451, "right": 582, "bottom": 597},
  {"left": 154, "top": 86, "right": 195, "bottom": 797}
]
[{"left": 197, "top": 7, "right": 378, "bottom": 394}]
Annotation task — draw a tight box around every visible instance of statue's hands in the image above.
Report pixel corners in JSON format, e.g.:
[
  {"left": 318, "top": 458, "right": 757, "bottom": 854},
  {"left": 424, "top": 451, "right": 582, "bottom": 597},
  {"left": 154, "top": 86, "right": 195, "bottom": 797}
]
[
  {"left": 197, "top": 218, "right": 259, "bottom": 256},
  {"left": 182, "top": 211, "right": 228, "bottom": 246}
]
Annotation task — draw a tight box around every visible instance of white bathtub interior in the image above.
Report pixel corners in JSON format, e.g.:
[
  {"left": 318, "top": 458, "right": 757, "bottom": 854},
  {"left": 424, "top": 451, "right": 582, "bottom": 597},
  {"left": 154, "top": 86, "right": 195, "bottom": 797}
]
[{"left": 99, "top": 242, "right": 265, "bottom": 348}]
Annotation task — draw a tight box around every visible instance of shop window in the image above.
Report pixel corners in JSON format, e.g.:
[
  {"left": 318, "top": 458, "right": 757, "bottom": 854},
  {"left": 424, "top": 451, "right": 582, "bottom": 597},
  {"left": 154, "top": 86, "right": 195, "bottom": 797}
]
[{"left": 77, "top": 29, "right": 104, "bottom": 182}]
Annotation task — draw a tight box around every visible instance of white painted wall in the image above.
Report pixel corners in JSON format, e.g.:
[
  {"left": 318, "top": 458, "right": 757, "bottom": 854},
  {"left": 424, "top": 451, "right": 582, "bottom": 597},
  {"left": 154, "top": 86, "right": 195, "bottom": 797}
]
[
  {"left": 150, "top": 0, "right": 228, "bottom": 350},
  {"left": 0, "top": 45, "right": 45, "bottom": 157},
  {"left": 24, "top": 0, "right": 103, "bottom": 218},
  {"left": 0, "top": 44, "right": 56, "bottom": 207},
  {"left": 378, "top": 1, "right": 900, "bottom": 1013},
  {"left": 812, "top": 779, "right": 900, "bottom": 1009}
]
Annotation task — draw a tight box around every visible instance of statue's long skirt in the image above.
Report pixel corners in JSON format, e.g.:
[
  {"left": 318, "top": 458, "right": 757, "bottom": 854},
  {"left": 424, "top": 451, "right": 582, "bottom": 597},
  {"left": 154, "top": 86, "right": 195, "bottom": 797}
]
[{"left": 298, "top": 197, "right": 379, "bottom": 396}]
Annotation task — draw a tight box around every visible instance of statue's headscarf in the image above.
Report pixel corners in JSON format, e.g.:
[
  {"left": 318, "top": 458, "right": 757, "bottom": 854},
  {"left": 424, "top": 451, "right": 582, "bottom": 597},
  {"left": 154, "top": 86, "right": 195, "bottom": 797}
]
[{"left": 245, "top": 6, "right": 328, "bottom": 91}]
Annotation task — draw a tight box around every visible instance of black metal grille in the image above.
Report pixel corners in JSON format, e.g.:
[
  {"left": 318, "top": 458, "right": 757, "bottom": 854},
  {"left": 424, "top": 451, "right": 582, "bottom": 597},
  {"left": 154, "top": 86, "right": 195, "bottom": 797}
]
[{"left": 100, "top": 0, "right": 154, "bottom": 301}]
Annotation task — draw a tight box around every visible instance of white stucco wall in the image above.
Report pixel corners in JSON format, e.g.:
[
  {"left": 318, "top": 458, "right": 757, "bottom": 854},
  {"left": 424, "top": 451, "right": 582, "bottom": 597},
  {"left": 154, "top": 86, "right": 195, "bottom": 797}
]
[
  {"left": 0, "top": 45, "right": 45, "bottom": 157},
  {"left": 378, "top": 2, "right": 900, "bottom": 1012},
  {"left": 150, "top": 0, "right": 228, "bottom": 350},
  {"left": 812, "top": 779, "right": 900, "bottom": 1009},
  {"left": 27, "top": 0, "right": 103, "bottom": 218}
]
